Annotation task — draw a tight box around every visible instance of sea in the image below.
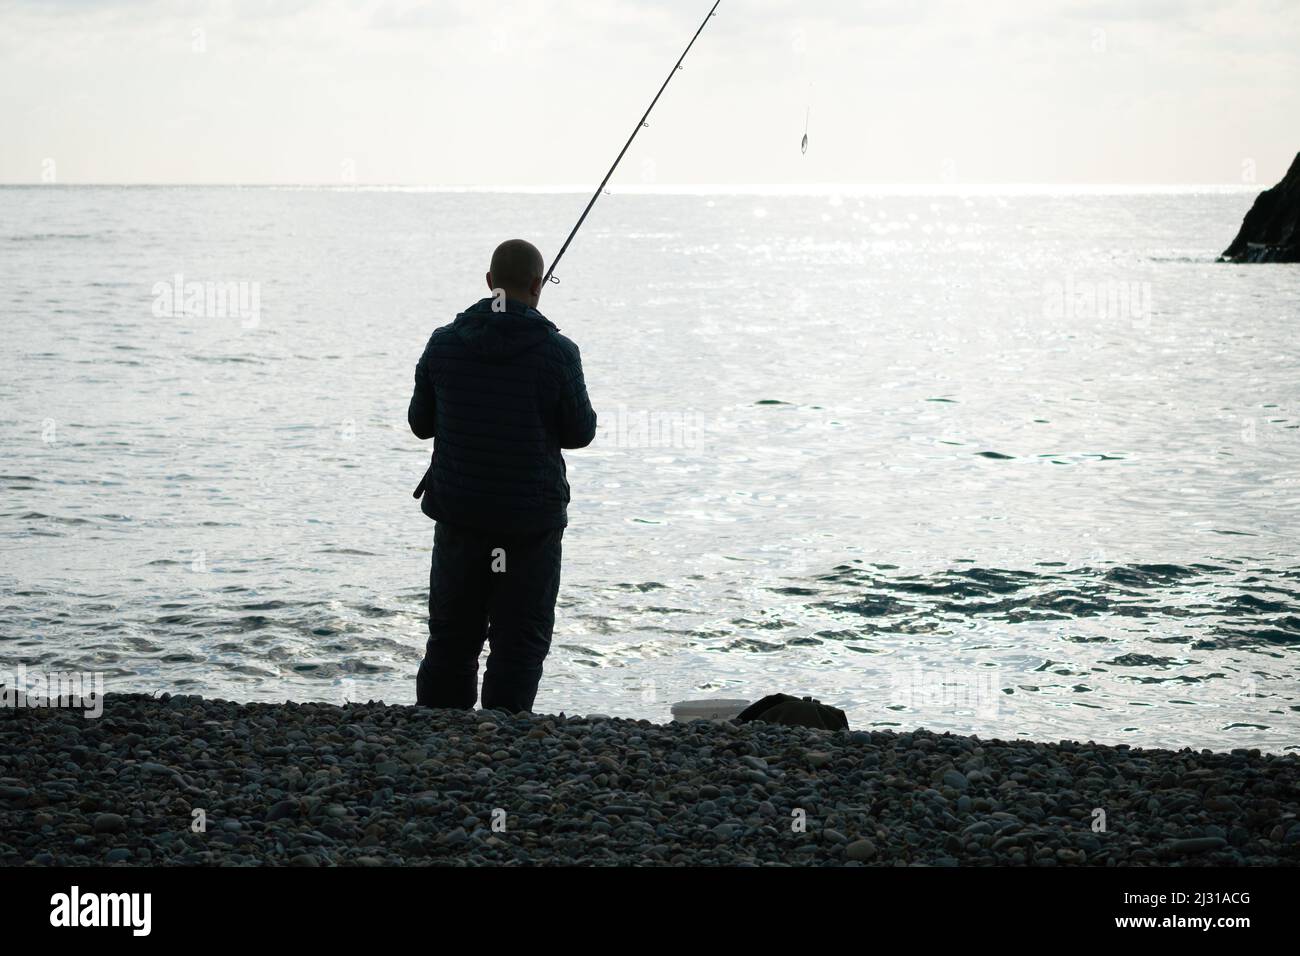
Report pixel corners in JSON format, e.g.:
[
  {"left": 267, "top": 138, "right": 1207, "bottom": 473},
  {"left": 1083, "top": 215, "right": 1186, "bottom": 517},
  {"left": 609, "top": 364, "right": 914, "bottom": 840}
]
[{"left": 1, "top": 183, "right": 1297, "bottom": 752}]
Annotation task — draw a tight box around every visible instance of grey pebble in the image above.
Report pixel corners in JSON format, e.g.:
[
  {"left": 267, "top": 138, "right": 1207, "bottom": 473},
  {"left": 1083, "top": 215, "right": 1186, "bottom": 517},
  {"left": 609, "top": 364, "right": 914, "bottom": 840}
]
[{"left": 845, "top": 839, "right": 877, "bottom": 861}]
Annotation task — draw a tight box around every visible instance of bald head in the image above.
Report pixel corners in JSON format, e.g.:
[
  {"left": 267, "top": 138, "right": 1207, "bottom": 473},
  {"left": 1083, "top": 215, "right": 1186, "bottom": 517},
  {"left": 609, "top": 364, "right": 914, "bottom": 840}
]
[{"left": 487, "top": 239, "right": 546, "bottom": 307}]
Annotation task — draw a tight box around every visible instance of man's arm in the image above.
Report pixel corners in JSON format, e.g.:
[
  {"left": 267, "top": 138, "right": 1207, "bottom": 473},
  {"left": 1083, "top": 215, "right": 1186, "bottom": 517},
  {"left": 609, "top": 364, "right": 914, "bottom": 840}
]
[
  {"left": 557, "top": 341, "right": 597, "bottom": 449},
  {"left": 408, "top": 337, "right": 437, "bottom": 440}
]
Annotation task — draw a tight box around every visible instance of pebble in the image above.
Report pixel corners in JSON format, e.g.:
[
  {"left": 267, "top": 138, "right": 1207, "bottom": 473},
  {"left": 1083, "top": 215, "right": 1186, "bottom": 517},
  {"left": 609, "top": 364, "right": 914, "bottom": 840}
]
[
  {"left": 942, "top": 770, "right": 969, "bottom": 791},
  {"left": 1, "top": 693, "right": 1295, "bottom": 868},
  {"left": 266, "top": 800, "right": 298, "bottom": 821},
  {"left": 93, "top": 813, "right": 126, "bottom": 834},
  {"left": 846, "top": 839, "right": 877, "bottom": 861}
]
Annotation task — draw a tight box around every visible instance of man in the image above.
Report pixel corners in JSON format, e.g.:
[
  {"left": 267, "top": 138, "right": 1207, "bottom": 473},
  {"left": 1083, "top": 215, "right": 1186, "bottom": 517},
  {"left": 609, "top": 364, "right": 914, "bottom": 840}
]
[{"left": 408, "top": 239, "right": 597, "bottom": 714}]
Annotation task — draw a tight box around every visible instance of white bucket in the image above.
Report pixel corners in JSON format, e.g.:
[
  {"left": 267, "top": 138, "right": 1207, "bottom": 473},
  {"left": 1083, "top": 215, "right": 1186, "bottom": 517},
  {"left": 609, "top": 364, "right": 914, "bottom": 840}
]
[{"left": 670, "top": 698, "right": 750, "bottom": 722}]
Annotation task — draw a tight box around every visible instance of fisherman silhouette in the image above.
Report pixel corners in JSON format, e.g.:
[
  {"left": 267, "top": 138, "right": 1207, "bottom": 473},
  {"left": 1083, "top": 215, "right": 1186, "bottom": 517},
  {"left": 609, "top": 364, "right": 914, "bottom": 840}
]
[{"left": 408, "top": 239, "right": 597, "bottom": 713}]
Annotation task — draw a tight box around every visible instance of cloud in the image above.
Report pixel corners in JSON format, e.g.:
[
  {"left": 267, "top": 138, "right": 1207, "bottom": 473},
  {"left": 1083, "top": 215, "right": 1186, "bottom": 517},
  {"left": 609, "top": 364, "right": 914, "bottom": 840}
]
[{"left": 1, "top": 0, "right": 1296, "bottom": 184}]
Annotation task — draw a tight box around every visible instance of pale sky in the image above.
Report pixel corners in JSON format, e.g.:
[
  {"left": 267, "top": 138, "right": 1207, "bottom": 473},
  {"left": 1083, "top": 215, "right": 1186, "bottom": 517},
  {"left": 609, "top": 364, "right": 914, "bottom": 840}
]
[{"left": 2, "top": 0, "right": 1297, "bottom": 186}]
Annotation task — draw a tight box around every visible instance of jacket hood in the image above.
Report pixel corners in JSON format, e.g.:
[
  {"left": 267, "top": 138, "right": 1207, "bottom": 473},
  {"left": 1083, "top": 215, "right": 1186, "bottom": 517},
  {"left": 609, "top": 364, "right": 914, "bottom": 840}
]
[{"left": 452, "top": 297, "right": 558, "bottom": 360}]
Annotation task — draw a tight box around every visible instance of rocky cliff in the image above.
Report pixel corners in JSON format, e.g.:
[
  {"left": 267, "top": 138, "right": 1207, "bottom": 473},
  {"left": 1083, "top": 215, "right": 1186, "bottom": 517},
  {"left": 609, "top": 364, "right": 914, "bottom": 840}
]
[{"left": 1220, "top": 152, "right": 1300, "bottom": 263}]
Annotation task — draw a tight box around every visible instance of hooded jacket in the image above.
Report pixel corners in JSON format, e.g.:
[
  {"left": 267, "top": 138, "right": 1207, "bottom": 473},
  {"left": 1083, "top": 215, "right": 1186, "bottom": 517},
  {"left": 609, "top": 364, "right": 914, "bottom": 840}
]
[{"left": 408, "top": 297, "right": 597, "bottom": 533}]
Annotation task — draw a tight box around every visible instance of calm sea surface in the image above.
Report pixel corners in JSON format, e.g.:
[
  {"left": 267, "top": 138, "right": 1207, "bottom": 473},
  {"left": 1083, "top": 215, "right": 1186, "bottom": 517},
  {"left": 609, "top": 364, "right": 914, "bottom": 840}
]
[{"left": 2, "top": 185, "right": 1297, "bottom": 752}]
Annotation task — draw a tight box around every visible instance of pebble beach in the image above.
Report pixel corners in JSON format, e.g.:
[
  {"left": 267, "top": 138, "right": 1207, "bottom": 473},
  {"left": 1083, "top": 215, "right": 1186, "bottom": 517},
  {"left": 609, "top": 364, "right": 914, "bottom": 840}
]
[{"left": 2, "top": 693, "right": 1297, "bottom": 867}]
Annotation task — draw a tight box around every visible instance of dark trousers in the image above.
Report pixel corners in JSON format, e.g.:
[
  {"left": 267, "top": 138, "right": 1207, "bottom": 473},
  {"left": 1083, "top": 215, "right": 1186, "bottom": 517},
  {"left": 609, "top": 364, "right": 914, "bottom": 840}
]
[{"left": 416, "top": 520, "right": 563, "bottom": 714}]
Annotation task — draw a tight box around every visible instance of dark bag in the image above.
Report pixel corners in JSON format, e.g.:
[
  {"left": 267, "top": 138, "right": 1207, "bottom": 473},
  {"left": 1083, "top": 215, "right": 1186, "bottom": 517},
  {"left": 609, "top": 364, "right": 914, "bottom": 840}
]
[{"left": 736, "top": 694, "right": 849, "bottom": 731}]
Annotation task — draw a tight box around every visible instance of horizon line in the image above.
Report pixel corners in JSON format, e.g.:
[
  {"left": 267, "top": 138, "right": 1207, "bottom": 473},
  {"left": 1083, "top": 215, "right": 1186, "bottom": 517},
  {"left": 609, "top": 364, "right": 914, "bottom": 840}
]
[{"left": 0, "top": 182, "right": 1262, "bottom": 195}]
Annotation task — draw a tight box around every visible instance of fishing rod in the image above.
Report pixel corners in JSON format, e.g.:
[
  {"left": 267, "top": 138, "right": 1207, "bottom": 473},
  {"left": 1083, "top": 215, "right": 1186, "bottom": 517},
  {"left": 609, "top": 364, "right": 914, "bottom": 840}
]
[{"left": 542, "top": 0, "right": 721, "bottom": 286}]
